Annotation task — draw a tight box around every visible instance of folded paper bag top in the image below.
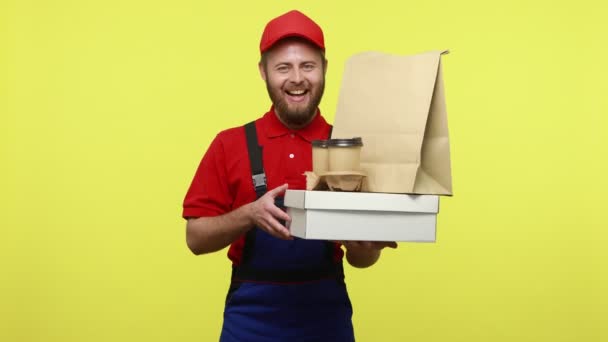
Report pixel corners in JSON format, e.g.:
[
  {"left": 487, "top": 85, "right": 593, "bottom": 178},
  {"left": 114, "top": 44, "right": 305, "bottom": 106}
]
[{"left": 332, "top": 50, "right": 452, "bottom": 195}]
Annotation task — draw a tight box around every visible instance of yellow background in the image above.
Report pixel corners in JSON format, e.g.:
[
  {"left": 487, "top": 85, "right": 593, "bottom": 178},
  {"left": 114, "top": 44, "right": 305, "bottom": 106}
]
[{"left": 1, "top": 0, "right": 607, "bottom": 341}]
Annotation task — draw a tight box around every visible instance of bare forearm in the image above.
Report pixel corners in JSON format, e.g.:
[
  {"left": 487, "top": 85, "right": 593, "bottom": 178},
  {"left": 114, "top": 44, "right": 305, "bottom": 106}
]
[
  {"left": 186, "top": 184, "right": 292, "bottom": 255},
  {"left": 186, "top": 204, "right": 254, "bottom": 255}
]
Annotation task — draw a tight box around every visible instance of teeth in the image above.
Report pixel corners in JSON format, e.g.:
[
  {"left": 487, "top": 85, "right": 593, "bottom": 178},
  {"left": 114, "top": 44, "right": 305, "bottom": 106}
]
[{"left": 288, "top": 90, "right": 305, "bottom": 95}]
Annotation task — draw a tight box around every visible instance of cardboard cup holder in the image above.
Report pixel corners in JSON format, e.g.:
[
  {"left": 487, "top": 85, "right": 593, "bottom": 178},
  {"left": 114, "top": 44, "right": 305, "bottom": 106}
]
[{"left": 304, "top": 171, "right": 366, "bottom": 192}]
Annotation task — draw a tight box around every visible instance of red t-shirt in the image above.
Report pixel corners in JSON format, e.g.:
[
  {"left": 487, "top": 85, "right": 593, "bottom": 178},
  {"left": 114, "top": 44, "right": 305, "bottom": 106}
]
[{"left": 183, "top": 107, "right": 344, "bottom": 265}]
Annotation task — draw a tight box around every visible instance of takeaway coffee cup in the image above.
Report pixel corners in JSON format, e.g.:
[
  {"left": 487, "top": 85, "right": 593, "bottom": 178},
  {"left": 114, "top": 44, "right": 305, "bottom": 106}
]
[
  {"left": 328, "top": 137, "right": 363, "bottom": 172},
  {"left": 311, "top": 140, "right": 329, "bottom": 174}
]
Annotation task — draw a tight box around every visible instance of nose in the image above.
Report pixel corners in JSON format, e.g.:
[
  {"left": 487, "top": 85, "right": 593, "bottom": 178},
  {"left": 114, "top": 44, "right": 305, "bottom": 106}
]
[{"left": 290, "top": 68, "right": 303, "bottom": 84}]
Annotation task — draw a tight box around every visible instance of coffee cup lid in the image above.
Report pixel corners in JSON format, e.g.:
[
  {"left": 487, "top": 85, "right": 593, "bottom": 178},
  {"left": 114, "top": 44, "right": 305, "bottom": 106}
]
[
  {"left": 327, "top": 137, "right": 363, "bottom": 147},
  {"left": 312, "top": 139, "right": 329, "bottom": 148}
]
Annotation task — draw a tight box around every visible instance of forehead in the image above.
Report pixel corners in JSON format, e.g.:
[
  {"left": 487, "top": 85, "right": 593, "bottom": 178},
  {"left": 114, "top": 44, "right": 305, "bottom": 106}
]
[{"left": 264, "top": 38, "right": 324, "bottom": 64}]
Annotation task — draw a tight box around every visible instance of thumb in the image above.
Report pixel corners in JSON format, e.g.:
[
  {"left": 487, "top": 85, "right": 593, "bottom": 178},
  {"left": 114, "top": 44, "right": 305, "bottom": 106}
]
[
  {"left": 269, "top": 183, "right": 289, "bottom": 197},
  {"left": 386, "top": 241, "right": 398, "bottom": 249}
]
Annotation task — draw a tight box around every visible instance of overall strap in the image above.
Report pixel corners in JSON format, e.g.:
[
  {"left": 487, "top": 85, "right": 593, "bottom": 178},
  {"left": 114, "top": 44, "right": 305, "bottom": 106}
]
[
  {"left": 244, "top": 121, "right": 267, "bottom": 199},
  {"left": 241, "top": 121, "right": 265, "bottom": 265}
]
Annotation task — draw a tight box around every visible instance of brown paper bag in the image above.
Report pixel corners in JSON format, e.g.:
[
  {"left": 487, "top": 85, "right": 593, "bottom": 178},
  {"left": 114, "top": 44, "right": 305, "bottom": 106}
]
[{"left": 332, "top": 50, "right": 452, "bottom": 195}]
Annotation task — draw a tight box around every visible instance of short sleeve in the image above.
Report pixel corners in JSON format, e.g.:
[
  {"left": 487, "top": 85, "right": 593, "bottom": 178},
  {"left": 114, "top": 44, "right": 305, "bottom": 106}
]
[{"left": 182, "top": 135, "right": 233, "bottom": 219}]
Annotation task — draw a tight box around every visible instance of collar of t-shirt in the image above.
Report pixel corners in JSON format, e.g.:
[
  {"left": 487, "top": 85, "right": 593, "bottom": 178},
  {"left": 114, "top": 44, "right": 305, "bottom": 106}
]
[{"left": 262, "top": 106, "right": 328, "bottom": 142}]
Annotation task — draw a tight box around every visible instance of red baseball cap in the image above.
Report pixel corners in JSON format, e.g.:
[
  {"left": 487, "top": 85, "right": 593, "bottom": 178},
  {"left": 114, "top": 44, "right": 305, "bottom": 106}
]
[{"left": 259, "top": 10, "right": 325, "bottom": 54}]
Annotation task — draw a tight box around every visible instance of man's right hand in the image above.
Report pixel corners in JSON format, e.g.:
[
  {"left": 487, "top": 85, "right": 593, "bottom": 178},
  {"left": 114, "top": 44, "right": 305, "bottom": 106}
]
[{"left": 247, "top": 183, "right": 293, "bottom": 240}]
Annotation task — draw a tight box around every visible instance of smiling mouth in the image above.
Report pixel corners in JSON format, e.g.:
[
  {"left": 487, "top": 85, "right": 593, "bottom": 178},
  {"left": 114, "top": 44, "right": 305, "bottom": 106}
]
[{"left": 285, "top": 89, "right": 308, "bottom": 96}]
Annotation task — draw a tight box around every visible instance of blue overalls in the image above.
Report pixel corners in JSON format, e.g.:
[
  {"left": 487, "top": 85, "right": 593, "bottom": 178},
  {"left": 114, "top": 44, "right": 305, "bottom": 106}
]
[{"left": 219, "top": 122, "right": 354, "bottom": 341}]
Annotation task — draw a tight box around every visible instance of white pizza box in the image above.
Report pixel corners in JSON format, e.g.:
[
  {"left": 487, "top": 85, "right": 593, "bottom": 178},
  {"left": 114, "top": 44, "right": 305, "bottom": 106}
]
[{"left": 284, "top": 190, "right": 439, "bottom": 242}]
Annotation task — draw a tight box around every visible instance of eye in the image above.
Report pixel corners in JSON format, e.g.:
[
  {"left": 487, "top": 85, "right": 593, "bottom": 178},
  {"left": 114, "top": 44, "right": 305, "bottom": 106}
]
[
  {"left": 302, "top": 63, "right": 315, "bottom": 71},
  {"left": 276, "top": 65, "right": 289, "bottom": 73}
]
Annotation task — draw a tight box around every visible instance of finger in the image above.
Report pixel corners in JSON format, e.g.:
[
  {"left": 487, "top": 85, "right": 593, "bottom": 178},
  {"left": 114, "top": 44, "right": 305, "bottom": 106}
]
[
  {"left": 386, "top": 241, "right": 398, "bottom": 249},
  {"left": 268, "top": 204, "right": 291, "bottom": 222},
  {"left": 266, "top": 216, "right": 293, "bottom": 240},
  {"left": 267, "top": 228, "right": 291, "bottom": 240},
  {"left": 259, "top": 220, "right": 289, "bottom": 240},
  {"left": 369, "top": 241, "right": 397, "bottom": 250},
  {"left": 267, "top": 183, "right": 289, "bottom": 197},
  {"left": 263, "top": 227, "right": 289, "bottom": 240},
  {"left": 375, "top": 241, "right": 397, "bottom": 249}
]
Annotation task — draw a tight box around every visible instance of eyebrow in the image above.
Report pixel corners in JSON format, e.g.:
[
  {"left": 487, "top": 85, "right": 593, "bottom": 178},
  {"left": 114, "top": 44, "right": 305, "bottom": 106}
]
[{"left": 273, "top": 60, "right": 318, "bottom": 67}]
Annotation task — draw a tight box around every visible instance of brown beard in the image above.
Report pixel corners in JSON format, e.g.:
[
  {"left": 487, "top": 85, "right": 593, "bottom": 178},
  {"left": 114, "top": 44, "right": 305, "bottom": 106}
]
[{"left": 265, "top": 72, "right": 325, "bottom": 128}]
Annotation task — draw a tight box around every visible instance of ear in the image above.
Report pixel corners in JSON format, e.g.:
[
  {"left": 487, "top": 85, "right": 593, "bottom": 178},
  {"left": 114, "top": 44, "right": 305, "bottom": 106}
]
[
  {"left": 323, "top": 59, "right": 328, "bottom": 76},
  {"left": 258, "top": 62, "right": 267, "bottom": 81}
]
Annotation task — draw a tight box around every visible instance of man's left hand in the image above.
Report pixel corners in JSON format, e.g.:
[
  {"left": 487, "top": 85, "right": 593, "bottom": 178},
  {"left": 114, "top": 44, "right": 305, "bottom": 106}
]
[
  {"left": 339, "top": 241, "right": 398, "bottom": 251},
  {"left": 337, "top": 241, "right": 398, "bottom": 268}
]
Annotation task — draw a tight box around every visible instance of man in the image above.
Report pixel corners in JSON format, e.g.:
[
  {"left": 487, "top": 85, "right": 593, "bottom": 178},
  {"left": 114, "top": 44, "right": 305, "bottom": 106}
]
[{"left": 183, "top": 10, "right": 397, "bottom": 341}]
